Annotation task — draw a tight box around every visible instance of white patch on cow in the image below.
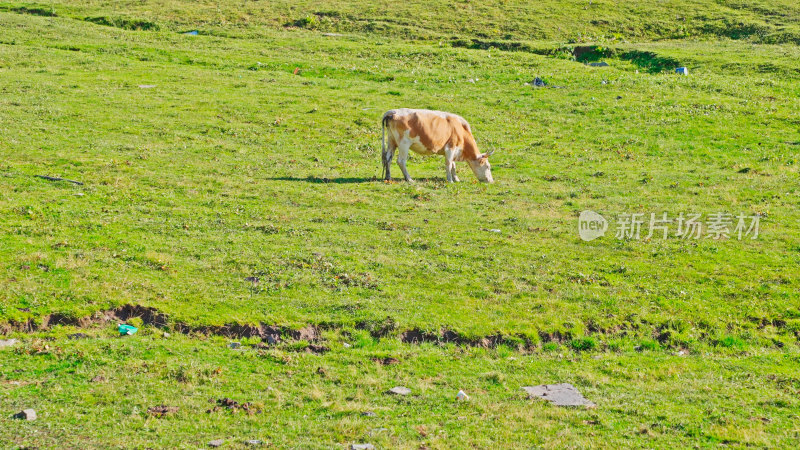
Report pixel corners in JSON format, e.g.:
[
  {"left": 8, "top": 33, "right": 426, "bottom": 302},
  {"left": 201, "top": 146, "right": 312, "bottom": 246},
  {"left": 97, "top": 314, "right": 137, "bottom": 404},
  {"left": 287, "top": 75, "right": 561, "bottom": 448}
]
[
  {"left": 391, "top": 129, "right": 433, "bottom": 156},
  {"left": 467, "top": 157, "right": 493, "bottom": 183},
  {"left": 393, "top": 129, "right": 415, "bottom": 181}
]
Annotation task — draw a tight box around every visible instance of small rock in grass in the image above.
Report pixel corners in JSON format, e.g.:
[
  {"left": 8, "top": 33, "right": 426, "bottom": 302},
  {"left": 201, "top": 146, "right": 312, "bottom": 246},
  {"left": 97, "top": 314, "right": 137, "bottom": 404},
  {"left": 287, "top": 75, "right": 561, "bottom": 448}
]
[
  {"left": 228, "top": 342, "right": 241, "bottom": 349},
  {"left": 342, "top": 342, "right": 352, "bottom": 348},
  {"left": 589, "top": 62, "right": 609, "bottom": 67},
  {"left": 387, "top": 386, "right": 411, "bottom": 396},
  {"left": 208, "top": 439, "right": 224, "bottom": 447},
  {"left": 68, "top": 333, "right": 89, "bottom": 340},
  {"left": 0, "top": 339, "right": 19, "bottom": 348},
  {"left": 350, "top": 444, "right": 375, "bottom": 450},
  {"left": 13, "top": 409, "right": 36, "bottom": 421},
  {"left": 361, "top": 411, "right": 377, "bottom": 417},
  {"left": 522, "top": 383, "right": 595, "bottom": 407},
  {"left": 90, "top": 375, "right": 106, "bottom": 383}
]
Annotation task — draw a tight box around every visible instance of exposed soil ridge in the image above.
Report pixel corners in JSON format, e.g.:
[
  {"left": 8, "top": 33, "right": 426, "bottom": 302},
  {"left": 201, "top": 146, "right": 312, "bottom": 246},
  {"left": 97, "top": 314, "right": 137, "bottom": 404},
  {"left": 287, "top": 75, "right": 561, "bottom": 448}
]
[
  {"left": 0, "top": 304, "right": 532, "bottom": 348},
  {"left": 1, "top": 304, "right": 320, "bottom": 344}
]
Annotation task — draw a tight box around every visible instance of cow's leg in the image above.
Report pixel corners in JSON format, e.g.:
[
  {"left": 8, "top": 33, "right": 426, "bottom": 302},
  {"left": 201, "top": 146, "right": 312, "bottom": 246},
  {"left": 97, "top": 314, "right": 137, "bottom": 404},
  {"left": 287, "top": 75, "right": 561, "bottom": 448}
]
[
  {"left": 397, "top": 144, "right": 413, "bottom": 182},
  {"left": 444, "top": 148, "right": 457, "bottom": 182},
  {"left": 383, "top": 139, "right": 396, "bottom": 181}
]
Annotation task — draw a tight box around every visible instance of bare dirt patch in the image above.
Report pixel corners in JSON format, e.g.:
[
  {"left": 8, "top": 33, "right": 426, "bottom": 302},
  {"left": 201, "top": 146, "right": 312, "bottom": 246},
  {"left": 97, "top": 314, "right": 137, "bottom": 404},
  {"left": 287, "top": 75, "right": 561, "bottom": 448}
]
[{"left": 206, "top": 398, "right": 261, "bottom": 415}]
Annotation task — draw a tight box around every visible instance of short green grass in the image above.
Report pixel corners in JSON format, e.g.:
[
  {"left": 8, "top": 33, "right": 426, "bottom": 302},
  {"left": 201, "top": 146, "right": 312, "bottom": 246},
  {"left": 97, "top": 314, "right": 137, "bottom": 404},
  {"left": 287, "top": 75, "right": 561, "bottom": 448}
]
[
  {"left": 3, "top": 329, "right": 800, "bottom": 448},
  {"left": 1, "top": 1, "right": 799, "bottom": 447}
]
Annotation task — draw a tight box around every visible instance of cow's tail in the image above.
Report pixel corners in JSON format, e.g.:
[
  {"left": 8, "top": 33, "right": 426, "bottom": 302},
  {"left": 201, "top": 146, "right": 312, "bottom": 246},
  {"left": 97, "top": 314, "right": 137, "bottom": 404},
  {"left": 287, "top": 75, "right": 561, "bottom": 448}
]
[{"left": 380, "top": 111, "right": 394, "bottom": 180}]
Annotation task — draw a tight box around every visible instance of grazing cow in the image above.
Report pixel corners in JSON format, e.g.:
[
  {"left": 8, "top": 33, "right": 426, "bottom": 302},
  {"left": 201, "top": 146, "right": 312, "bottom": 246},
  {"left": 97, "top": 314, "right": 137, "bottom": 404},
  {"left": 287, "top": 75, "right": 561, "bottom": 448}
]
[{"left": 381, "top": 108, "right": 494, "bottom": 183}]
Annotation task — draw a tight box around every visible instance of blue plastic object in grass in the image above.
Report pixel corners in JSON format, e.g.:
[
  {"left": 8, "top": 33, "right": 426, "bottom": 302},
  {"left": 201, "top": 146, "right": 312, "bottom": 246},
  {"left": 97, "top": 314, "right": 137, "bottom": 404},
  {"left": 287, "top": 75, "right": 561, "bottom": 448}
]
[
  {"left": 118, "top": 324, "right": 138, "bottom": 336},
  {"left": 676, "top": 67, "right": 688, "bottom": 75},
  {"left": 183, "top": 30, "right": 199, "bottom": 35}
]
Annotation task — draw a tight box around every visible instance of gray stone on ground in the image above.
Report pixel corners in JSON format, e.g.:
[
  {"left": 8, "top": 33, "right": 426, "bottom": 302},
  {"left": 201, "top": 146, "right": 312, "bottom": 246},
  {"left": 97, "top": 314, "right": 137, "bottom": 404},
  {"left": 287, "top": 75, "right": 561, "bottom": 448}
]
[
  {"left": 350, "top": 444, "right": 375, "bottom": 450},
  {"left": 0, "top": 339, "right": 19, "bottom": 349},
  {"left": 589, "top": 62, "right": 609, "bottom": 67},
  {"left": 208, "top": 439, "right": 224, "bottom": 447},
  {"left": 361, "top": 411, "right": 377, "bottom": 417},
  {"left": 14, "top": 409, "right": 37, "bottom": 420},
  {"left": 387, "top": 386, "right": 411, "bottom": 396},
  {"left": 522, "top": 383, "right": 595, "bottom": 407},
  {"left": 228, "top": 342, "right": 241, "bottom": 349}
]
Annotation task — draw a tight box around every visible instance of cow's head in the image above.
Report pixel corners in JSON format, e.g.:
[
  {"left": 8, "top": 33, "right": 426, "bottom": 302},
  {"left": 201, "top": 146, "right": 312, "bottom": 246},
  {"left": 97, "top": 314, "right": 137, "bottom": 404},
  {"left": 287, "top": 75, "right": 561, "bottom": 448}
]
[{"left": 468, "top": 151, "right": 494, "bottom": 183}]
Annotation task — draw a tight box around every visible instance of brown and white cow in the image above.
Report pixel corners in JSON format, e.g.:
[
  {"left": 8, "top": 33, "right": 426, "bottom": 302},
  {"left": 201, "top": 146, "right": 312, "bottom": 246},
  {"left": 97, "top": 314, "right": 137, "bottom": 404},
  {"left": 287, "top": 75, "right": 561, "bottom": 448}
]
[{"left": 381, "top": 108, "right": 494, "bottom": 183}]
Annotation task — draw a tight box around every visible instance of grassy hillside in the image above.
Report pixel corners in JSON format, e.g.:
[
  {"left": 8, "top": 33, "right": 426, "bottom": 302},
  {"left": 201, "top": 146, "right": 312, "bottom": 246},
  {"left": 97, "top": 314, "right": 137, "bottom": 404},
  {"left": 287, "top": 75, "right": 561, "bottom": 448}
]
[
  {"left": 3, "top": 0, "right": 800, "bottom": 43},
  {"left": 1, "top": 1, "right": 799, "bottom": 447},
  {"left": 1, "top": 7, "right": 798, "bottom": 341}
]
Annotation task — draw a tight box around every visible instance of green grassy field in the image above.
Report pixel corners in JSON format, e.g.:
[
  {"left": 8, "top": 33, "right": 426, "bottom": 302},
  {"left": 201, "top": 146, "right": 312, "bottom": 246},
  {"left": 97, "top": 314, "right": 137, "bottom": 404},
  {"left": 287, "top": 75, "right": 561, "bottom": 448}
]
[{"left": 1, "top": 1, "right": 799, "bottom": 447}]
